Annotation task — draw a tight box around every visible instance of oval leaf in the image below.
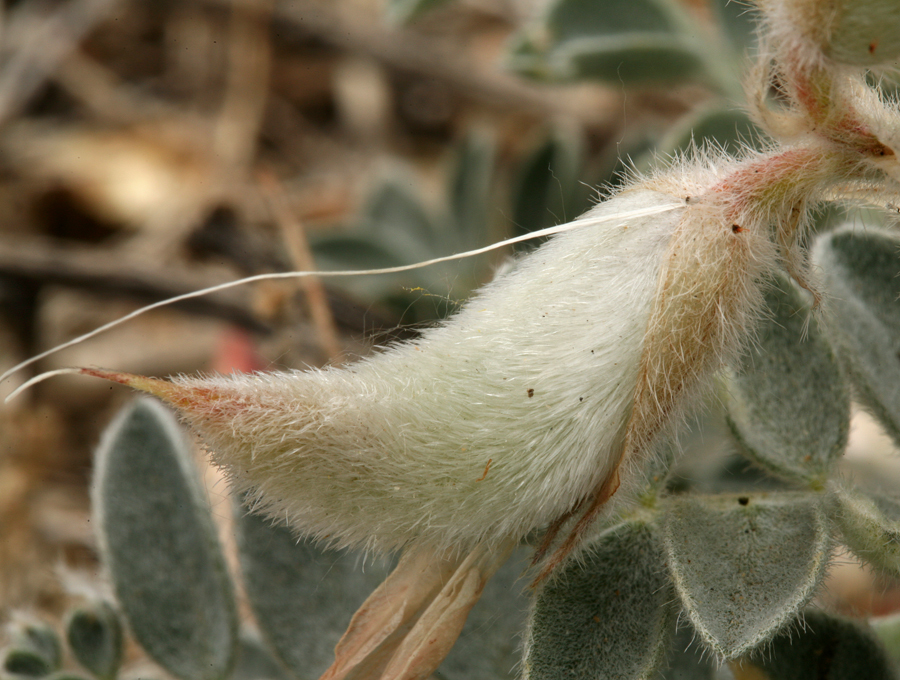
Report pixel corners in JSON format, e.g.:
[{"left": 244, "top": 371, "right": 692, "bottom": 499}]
[
  {"left": 7, "top": 622, "right": 61, "bottom": 674},
  {"left": 385, "top": 0, "right": 453, "bottom": 25},
  {"left": 659, "top": 105, "right": 762, "bottom": 156},
  {"left": 664, "top": 493, "right": 831, "bottom": 659},
  {"left": 550, "top": 34, "right": 706, "bottom": 84},
  {"left": 311, "top": 234, "right": 413, "bottom": 301},
  {"left": 511, "top": 130, "right": 586, "bottom": 243},
  {"left": 832, "top": 485, "right": 900, "bottom": 575},
  {"left": 363, "top": 180, "right": 439, "bottom": 263},
  {"left": 710, "top": 0, "right": 758, "bottom": 53},
  {"left": 234, "top": 503, "right": 393, "bottom": 679},
  {"left": 726, "top": 274, "right": 850, "bottom": 487},
  {"left": 814, "top": 228, "right": 900, "bottom": 447},
  {"left": 65, "top": 602, "right": 123, "bottom": 680},
  {"left": 2, "top": 650, "right": 53, "bottom": 679},
  {"left": 524, "top": 519, "right": 676, "bottom": 680},
  {"left": 747, "top": 609, "right": 894, "bottom": 680},
  {"left": 228, "top": 630, "right": 288, "bottom": 680},
  {"left": 93, "top": 398, "right": 238, "bottom": 680},
  {"left": 872, "top": 611, "right": 900, "bottom": 665},
  {"left": 659, "top": 624, "right": 717, "bottom": 680},
  {"left": 546, "top": 0, "right": 685, "bottom": 41},
  {"left": 448, "top": 131, "right": 494, "bottom": 253},
  {"left": 509, "top": 0, "right": 711, "bottom": 86}
]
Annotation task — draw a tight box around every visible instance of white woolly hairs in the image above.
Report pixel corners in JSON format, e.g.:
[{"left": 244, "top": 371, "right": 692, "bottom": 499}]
[{"left": 168, "top": 188, "right": 688, "bottom": 554}]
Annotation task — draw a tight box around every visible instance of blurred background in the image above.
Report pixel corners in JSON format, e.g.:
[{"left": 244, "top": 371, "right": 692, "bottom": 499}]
[{"left": 0, "top": 0, "right": 896, "bottom": 648}]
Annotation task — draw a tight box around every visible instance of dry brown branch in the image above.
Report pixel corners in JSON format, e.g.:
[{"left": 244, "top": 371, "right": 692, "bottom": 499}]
[
  {"left": 0, "top": 236, "right": 270, "bottom": 335},
  {"left": 215, "top": 0, "right": 274, "bottom": 171},
  {"left": 258, "top": 169, "right": 343, "bottom": 362},
  {"left": 54, "top": 50, "right": 182, "bottom": 124},
  {"left": 0, "top": 0, "right": 123, "bottom": 126},
  {"left": 204, "top": 0, "right": 618, "bottom": 129}
]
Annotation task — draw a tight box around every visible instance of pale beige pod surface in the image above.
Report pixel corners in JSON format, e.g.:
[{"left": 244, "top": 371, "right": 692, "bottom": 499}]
[{"left": 160, "top": 188, "right": 686, "bottom": 554}]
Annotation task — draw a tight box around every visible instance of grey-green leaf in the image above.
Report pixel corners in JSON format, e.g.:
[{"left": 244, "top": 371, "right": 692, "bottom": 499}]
[
  {"left": 311, "top": 234, "right": 412, "bottom": 301},
  {"left": 438, "top": 546, "right": 532, "bottom": 680},
  {"left": 710, "top": 0, "right": 758, "bottom": 53},
  {"left": 8, "top": 623, "right": 61, "bottom": 674},
  {"left": 657, "top": 624, "right": 717, "bottom": 680},
  {"left": 93, "top": 398, "right": 238, "bottom": 680},
  {"left": 234, "top": 503, "right": 393, "bottom": 679},
  {"left": 447, "top": 132, "right": 494, "bottom": 253},
  {"left": 363, "top": 179, "right": 439, "bottom": 264},
  {"left": 832, "top": 485, "right": 900, "bottom": 575},
  {"left": 510, "top": 129, "right": 586, "bottom": 242},
  {"left": 549, "top": 34, "right": 707, "bottom": 84},
  {"left": 229, "top": 630, "right": 289, "bottom": 680},
  {"left": 747, "top": 609, "right": 895, "bottom": 680},
  {"left": 872, "top": 611, "right": 900, "bottom": 666},
  {"left": 65, "top": 602, "right": 123, "bottom": 680},
  {"left": 524, "top": 519, "right": 676, "bottom": 680},
  {"left": 385, "top": 0, "right": 453, "bottom": 25},
  {"left": 664, "top": 493, "right": 831, "bottom": 660},
  {"left": 814, "top": 228, "right": 900, "bottom": 447},
  {"left": 508, "top": 0, "right": 709, "bottom": 85},
  {"left": 726, "top": 274, "right": 850, "bottom": 487},
  {"left": 545, "top": 0, "right": 686, "bottom": 41},
  {"left": 659, "top": 105, "right": 762, "bottom": 156},
  {"left": 2, "top": 650, "right": 53, "bottom": 679}
]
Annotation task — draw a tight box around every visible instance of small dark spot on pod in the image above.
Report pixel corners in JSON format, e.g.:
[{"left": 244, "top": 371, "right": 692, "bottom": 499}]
[
  {"left": 870, "top": 39, "right": 879, "bottom": 54},
  {"left": 579, "top": 397, "right": 583, "bottom": 402},
  {"left": 527, "top": 388, "right": 535, "bottom": 398},
  {"left": 738, "top": 496, "right": 749, "bottom": 506}
]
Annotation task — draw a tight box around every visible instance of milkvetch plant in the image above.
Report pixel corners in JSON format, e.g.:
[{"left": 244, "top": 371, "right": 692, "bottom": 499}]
[{"left": 6, "top": 0, "right": 900, "bottom": 678}]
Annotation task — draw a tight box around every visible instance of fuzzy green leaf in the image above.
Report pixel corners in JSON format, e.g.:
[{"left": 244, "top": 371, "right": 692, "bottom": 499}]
[
  {"left": 363, "top": 180, "right": 439, "bottom": 263},
  {"left": 658, "top": 625, "right": 717, "bottom": 680},
  {"left": 65, "top": 602, "right": 123, "bottom": 680},
  {"left": 549, "top": 34, "right": 707, "bottom": 83},
  {"left": 872, "top": 611, "right": 900, "bottom": 665},
  {"left": 438, "top": 546, "right": 531, "bottom": 680},
  {"left": 636, "top": 435, "right": 680, "bottom": 504},
  {"left": 93, "top": 398, "right": 238, "bottom": 680},
  {"left": 510, "top": 130, "right": 586, "bottom": 243},
  {"left": 544, "top": 0, "right": 685, "bottom": 41},
  {"left": 524, "top": 519, "right": 676, "bottom": 679},
  {"left": 7, "top": 623, "right": 61, "bottom": 674},
  {"left": 832, "top": 485, "right": 900, "bottom": 574},
  {"left": 726, "top": 274, "right": 850, "bottom": 487},
  {"left": 2, "top": 650, "right": 53, "bottom": 679},
  {"left": 814, "top": 228, "right": 900, "bottom": 447},
  {"left": 664, "top": 493, "right": 831, "bottom": 660},
  {"left": 311, "top": 234, "right": 412, "bottom": 301},
  {"left": 229, "top": 631, "right": 288, "bottom": 680},
  {"left": 659, "top": 105, "right": 762, "bottom": 156},
  {"left": 234, "top": 503, "right": 393, "bottom": 680},
  {"left": 710, "top": 0, "right": 758, "bottom": 53},
  {"left": 448, "top": 132, "right": 494, "bottom": 253},
  {"left": 747, "top": 610, "right": 895, "bottom": 679},
  {"left": 385, "top": 0, "right": 453, "bottom": 25},
  {"left": 508, "top": 0, "right": 708, "bottom": 85}
]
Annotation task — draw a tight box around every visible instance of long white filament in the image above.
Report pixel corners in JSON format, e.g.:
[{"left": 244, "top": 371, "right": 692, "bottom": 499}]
[{"left": 1, "top": 201, "right": 682, "bottom": 400}]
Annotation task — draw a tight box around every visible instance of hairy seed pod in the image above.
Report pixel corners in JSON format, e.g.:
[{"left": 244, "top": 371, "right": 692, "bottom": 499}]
[{"left": 83, "top": 165, "right": 781, "bottom": 562}]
